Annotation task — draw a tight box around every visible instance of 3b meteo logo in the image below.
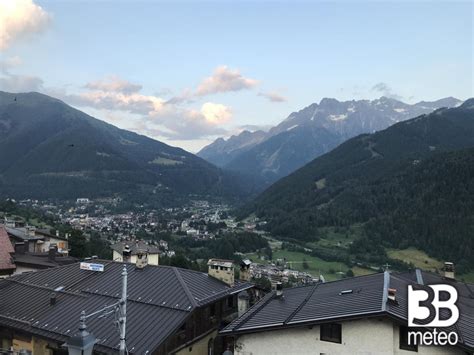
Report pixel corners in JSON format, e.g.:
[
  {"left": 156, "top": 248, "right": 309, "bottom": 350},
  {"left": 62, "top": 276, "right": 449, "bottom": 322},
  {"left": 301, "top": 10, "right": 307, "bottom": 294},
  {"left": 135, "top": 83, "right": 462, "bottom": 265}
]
[{"left": 407, "top": 284, "right": 459, "bottom": 346}]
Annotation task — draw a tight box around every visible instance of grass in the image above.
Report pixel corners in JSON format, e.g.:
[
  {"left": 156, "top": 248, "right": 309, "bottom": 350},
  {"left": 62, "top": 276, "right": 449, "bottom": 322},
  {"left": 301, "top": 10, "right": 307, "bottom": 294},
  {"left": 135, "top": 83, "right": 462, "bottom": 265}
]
[
  {"left": 148, "top": 157, "right": 183, "bottom": 166},
  {"left": 244, "top": 250, "right": 349, "bottom": 281},
  {"left": 351, "top": 266, "right": 375, "bottom": 277},
  {"left": 387, "top": 247, "right": 444, "bottom": 272},
  {"left": 306, "top": 224, "right": 363, "bottom": 250},
  {"left": 246, "top": 226, "right": 474, "bottom": 284}
]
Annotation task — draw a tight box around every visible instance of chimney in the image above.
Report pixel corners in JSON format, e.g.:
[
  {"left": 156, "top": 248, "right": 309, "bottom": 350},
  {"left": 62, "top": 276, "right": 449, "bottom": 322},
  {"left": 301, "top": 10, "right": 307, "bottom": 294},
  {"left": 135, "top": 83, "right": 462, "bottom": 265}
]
[
  {"left": 50, "top": 292, "right": 57, "bottom": 306},
  {"left": 122, "top": 244, "right": 132, "bottom": 263},
  {"left": 135, "top": 249, "right": 148, "bottom": 269},
  {"left": 238, "top": 291, "right": 250, "bottom": 317},
  {"left": 14, "top": 242, "right": 26, "bottom": 255},
  {"left": 48, "top": 245, "right": 57, "bottom": 262},
  {"left": 388, "top": 288, "right": 397, "bottom": 302},
  {"left": 27, "top": 226, "right": 36, "bottom": 236},
  {"left": 275, "top": 282, "right": 283, "bottom": 297},
  {"left": 444, "top": 262, "right": 455, "bottom": 280},
  {"left": 239, "top": 259, "right": 252, "bottom": 282},
  {"left": 207, "top": 259, "right": 235, "bottom": 286},
  {"left": 56, "top": 230, "right": 60, "bottom": 237}
]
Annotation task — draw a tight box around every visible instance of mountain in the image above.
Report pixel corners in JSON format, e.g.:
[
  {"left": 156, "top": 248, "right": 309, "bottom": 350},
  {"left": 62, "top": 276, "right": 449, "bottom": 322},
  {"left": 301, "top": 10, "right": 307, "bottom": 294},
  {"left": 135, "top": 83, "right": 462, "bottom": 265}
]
[
  {"left": 240, "top": 100, "right": 474, "bottom": 272},
  {"left": 199, "top": 97, "right": 462, "bottom": 186},
  {"left": 197, "top": 129, "right": 266, "bottom": 167},
  {"left": 0, "top": 91, "right": 247, "bottom": 202}
]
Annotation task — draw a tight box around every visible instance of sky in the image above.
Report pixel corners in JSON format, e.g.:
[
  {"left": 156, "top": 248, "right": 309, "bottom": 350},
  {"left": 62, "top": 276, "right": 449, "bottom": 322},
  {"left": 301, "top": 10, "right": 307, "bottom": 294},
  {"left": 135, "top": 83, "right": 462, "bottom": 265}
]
[{"left": 0, "top": 0, "right": 472, "bottom": 152}]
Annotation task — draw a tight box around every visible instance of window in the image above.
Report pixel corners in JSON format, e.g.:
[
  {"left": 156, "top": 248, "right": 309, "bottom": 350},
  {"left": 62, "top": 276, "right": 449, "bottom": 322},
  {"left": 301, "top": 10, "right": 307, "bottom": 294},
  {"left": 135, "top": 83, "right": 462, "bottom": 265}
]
[
  {"left": 178, "top": 322, "right": 187, "bottom": 333},
  {"left": 227, "top": 295, "right": 234, "bottom": 308},
  {"left": 399, "top": 325, "right": 418, "bottom": 352},
  {"left": 320, "top": 323, "right": 342, "bottom": 344},
  {"left": 208, "top": 338, "right": 214, "bottom": 355}
]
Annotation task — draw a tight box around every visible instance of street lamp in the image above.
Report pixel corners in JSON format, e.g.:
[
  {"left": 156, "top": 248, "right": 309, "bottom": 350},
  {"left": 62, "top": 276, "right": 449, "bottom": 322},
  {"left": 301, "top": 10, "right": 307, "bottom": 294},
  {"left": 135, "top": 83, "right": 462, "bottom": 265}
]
[{"left": 65, "top": 311, "right": 97, "bottom": 355}]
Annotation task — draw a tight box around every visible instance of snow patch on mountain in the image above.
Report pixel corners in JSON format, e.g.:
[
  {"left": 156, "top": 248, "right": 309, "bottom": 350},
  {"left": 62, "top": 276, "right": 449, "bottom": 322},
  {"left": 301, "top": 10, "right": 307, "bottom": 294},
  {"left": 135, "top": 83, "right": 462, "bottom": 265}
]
[{"left": 329, "top": 114, "right": 348, "bottom": 121}]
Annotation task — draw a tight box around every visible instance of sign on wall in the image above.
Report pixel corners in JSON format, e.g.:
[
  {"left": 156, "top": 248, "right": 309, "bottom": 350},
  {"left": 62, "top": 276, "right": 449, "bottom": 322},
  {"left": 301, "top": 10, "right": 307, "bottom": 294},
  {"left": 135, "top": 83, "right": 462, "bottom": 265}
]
[{"left": 80, "top": 262, "right": 105, "bottom": 272}]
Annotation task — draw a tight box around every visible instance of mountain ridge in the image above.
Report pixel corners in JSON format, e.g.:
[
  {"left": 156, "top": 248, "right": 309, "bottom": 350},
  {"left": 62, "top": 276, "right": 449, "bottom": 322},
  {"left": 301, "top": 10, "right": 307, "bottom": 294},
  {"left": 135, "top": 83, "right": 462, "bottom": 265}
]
[
  {"left": 199, "top": 96, "right": 462, "bottom": 186},
  {"left": 0, "top": 91, "right": 248, "bottom": 202},
  {"left": 239, "top": 99, "right": 474, "bottom": 272}
]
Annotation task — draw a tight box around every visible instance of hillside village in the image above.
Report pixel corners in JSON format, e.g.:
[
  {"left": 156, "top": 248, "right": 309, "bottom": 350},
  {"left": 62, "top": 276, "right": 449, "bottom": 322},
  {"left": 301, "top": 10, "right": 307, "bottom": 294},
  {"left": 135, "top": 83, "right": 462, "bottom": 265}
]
[
  {"left": 1, "top": 1, "right": 473, "bottom": 353},
  {"left": 0, "top": 215, "right": 473, "bottom": 354},
  {"left": 0, "top": 198, "right": 319, "bottom": 287}
]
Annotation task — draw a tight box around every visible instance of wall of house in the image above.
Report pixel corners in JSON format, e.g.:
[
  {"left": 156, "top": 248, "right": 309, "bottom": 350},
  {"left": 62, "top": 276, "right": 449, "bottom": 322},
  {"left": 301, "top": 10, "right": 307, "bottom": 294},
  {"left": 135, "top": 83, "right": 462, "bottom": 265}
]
[
  {"left": 234, "top": 318, "right": 464, "bottom": 355},
  {"left": 113, "top": 250, "right": 123, "bottom": 262},
  {"left": 148, "top": 253, "right": 159, "bottom": 266},
  {"left": 208, "top": 266, "right": 234, "bottom": 286},
  {"left": 36, "top": 237, "right": 68, "bottom": 254},
  {"left": 8, "top": 334, "right": 53, "bottom": 355},
  {"left": 112, "top": 251, "right": 159, "bottom": 265},
  {"left": 175, "top": 330, "right": 217, "bottom": 355}
]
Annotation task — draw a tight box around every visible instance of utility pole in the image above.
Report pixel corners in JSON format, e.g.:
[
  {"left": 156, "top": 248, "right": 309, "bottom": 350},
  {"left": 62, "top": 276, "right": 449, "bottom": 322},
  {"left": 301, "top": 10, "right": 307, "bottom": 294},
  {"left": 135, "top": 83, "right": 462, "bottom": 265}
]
[
  {"left": 119, "top": 265, "right": 127, "bottom": 355},
  {"left": 65, "top": 264, "right": 128, "bottom": 355}
]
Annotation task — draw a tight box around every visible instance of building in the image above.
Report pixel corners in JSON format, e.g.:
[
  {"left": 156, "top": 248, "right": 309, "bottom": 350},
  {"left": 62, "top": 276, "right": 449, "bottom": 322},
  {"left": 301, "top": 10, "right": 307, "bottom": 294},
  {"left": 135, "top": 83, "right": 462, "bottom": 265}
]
[
  {"left": 12, "top": 246, "right": 78, "bottom": 275},
  {"left": 221, "top": 269, "right": 474, "bottom": 355},
  {"left": 6, "top": 225, "right": 69, "bottom": 255},
  {"left": 239, "top": 259, "right": 252, "bottom": 282},
  {"left": 0, "top": 227, "right": 15, "bottom": 277},
  {"left": 208, "top": 259, "right": 235, "bottom": 286},
  {"left": 0, "top": 259, "right": 253, "bottom": 354},
  {"left": 111, "top": 240, "right": 161, "bottom": 266},
  {"left": 0, "top": 225, "right": 77, "bottom": 276}
]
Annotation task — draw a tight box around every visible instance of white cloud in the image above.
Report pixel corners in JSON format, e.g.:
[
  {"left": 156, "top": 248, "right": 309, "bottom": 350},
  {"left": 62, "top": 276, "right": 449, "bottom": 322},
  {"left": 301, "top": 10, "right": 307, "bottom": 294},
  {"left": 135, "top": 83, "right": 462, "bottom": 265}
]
[
  {"left": 371, "top": 82, "right": 403, "bottom": 101},
  {"left": 0, "top": 73, "right": 44, "bottom": 92},
  {"left": 0, "top": 0, "right": 51, "bottom": 50},
  {"left": 199, "top": 102, "right": 232, "bottom": 124},
  {"left": 66, "top": 90, "right": 166, "bottom": 116},
  {"left": 165, "top": 88, "right": 194, "bottom": 105},
  {"left": 60, "top": 75, "right": 233, "bottom": 141},
  {"left": 1, "top": 56, "right": 22, "bottom": 70},
  {"left": 0, "top": 55, "right": 43, "bottom": 92},
  {"left": 196, "top": 65, "right": 258, "bottom": 96},
  {"left": 84, "top": 76, "right": 142, "bottom": 94},
  {"left": 258, "top": 91, "right": 287, "bottom": 102}
]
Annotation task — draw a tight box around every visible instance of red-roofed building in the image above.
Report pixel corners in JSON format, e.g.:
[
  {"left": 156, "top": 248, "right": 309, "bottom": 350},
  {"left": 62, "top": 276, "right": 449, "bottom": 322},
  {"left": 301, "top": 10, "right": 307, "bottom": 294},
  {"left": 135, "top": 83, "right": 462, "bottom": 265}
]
[{"left": 0, "top": 226, "right": 15, "bottom": 277}]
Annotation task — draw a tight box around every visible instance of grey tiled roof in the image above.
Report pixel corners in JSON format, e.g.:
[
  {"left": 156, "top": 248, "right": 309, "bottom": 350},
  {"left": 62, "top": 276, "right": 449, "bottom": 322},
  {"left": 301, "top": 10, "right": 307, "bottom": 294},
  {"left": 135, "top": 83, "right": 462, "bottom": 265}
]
[
  {"left": 6, "top": 227, "right": 43, "bottom": 241},
  {"left": 0, "top": 260, "right": 252, "bottom": 354},
  {"left": 221, "top": 270, "right": 474, "bottom": 352},
  {"left": 13, "top": 253, "right": 78, "bottom": 268}
]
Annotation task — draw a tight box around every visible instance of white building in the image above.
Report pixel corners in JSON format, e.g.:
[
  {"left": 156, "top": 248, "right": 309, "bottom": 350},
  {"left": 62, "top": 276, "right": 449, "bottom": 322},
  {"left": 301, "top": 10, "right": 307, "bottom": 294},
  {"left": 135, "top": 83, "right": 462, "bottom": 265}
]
[
  {"left": 221, "top": 270, "right": 473, "bottom": 355},
  {"left": 111, "top": 240, "right": 160, "bottom": 266}
]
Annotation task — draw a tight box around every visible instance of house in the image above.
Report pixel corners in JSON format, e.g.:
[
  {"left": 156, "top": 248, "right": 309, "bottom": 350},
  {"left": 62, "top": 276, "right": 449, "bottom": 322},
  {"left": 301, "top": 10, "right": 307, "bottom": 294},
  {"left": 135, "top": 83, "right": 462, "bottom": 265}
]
[
  {"left": 6, "top": 225, "right": 69, "bottom": 255},
  {"left": 111, "top": 240, "right": 161, "bottom": 266},
  {"left": 221, "top": 269, "right": 474, "bottom": 355},
  {"left": 0, "top": 225, "right": 77, "bottom": 276},
  {"left": 0, "top": 259, "right": 253, "bottom": 354},
  {"left": 0, "top": 226, "right": 15, "bottom": 277},
  {"left": 12, "top": 246, "right": 78, "bottom": 275}
]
